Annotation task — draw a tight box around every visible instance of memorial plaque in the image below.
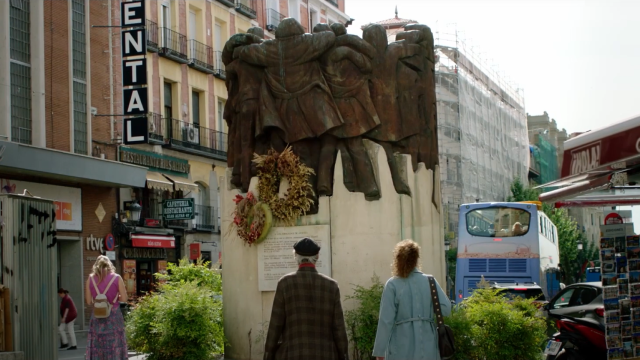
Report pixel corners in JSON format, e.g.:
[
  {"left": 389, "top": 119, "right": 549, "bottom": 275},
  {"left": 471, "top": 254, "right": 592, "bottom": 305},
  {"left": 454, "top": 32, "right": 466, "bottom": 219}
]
[{"left": 258, "top": 225, "right": 331, "bottom": 291}]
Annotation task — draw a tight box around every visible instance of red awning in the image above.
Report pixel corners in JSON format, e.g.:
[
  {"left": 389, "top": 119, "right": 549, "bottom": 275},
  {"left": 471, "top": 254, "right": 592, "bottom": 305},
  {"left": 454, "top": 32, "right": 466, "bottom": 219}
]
[
  {"left": 537, "top": 113, "right": 640, "bottom": 203},
  {"left": 131, "top": 234, "right": 176, "bottom": 248}
]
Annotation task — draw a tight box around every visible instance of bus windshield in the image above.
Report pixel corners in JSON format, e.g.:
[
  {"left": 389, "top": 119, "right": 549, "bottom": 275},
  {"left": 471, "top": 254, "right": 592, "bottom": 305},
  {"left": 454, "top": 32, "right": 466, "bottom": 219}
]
[{"left": 466, "top": 207, "right": 531, "bottom": 238}]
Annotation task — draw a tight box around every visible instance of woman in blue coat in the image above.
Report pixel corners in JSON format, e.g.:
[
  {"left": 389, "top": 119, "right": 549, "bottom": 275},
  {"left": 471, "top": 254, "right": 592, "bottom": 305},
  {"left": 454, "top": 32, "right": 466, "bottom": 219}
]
[{"left": 373, "top": 240, "right": 452, "bottom": 360}]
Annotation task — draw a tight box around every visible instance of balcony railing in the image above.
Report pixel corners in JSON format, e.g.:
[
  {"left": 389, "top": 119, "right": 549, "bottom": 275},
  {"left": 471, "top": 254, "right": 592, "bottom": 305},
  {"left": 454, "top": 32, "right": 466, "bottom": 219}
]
[
  {"left": 188, "top": 39, "right": 215, "bottom": 74},
  {"left": 148, "top": 113, "right": 165, "bottom": 144},
  {"left": 213, "top": 51, "right": 225, "bottom": 79},
  {"left": 215, "top": 0, "right": 235, "bottom": 8},
  {"left": 326, "top": 0, "right": 339, "bottom": 7},
  {"left": 147, "top": 19, "right": 159, "bottom": 52},
  {"left": 159, "top": 27, "right": 189, "bottom": 64},
  {"left": 235, "top": 0, "right": 257, "bottom": 19},
  {"left": 266, "top": 8, "right": 285, "bottom": 32},
  {"left": 165, "top": 118, "right": 228, "bottom": 160},
  {"left": 194, "top": 205, "right": 217, "bottom": 232}
]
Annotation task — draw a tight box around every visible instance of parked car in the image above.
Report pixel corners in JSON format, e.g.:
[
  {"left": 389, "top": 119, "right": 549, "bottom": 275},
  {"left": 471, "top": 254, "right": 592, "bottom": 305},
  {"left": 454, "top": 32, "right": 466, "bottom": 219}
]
[
  {"left": 542, "top": 282, "right": 604, "bottom": 327},
  {"left": 490, "top": 281, "right": 546, "bottom": 307}
]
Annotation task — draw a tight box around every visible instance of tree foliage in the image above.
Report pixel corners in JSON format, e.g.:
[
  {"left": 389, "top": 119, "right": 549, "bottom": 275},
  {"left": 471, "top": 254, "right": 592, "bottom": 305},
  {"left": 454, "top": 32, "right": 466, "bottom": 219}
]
[
  {"left": 507, "top": 178, "right": 585, "bottom": 285},
  {"left": 344, "top": 275, "right": 384, "bottom": 360},
  {"left": 126, "top": 259, "right": 225, "bottom": 360}
]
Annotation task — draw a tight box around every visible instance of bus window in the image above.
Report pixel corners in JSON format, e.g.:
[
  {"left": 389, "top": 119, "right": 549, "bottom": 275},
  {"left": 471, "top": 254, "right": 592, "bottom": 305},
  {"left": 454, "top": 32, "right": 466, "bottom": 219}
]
[{"left": 466, "top": 207, "right": 531, "bottom": 237}]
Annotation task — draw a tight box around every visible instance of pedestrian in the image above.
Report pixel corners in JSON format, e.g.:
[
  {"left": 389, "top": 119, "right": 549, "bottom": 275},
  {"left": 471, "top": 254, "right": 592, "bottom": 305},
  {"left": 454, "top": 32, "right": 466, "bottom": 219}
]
[
  {"left": 263, "top": 237, "right": 349, "bottom": 360},
  {"left": 58, "top": 288, "right": 77, "bottom": 350},
  {"left": 373, "top": 239, "right": 452, "bottom": 360},
  {"left": 85, "top": 255, "right": 128, "bottom": 360}
]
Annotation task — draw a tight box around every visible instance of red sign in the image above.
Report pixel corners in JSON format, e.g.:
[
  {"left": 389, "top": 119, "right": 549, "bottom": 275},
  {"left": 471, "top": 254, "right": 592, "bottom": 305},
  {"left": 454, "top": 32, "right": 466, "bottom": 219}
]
[
  {"left": 561, "top": 115, "right": 640, "bottom": 178},
  {"left": 189, "top": 243, "right": 201, "bottom": 260},
  {"left": 105, "top": 233, "right": 115, "bottom": 251},
  {"left": 131, "top": 234, "right": 175, "bottom": 248},
  {"left": 605, "top": 212, "right": 624, "bottom": 225},
  {"left": 144, "top": 218, "right": 161, "bottom": 227}
]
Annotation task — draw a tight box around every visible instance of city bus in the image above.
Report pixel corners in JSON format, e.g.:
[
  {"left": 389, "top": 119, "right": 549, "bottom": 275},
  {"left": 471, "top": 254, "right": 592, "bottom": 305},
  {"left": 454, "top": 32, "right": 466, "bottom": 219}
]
[{"left": 454, "top": 201, "right": 561, "bottom": 303}]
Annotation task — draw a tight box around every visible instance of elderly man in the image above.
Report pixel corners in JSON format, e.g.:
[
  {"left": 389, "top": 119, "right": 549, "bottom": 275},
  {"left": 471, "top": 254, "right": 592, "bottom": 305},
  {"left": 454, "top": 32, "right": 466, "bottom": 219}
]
[{"left": 264, "top": 238, "right": 349, "bottom": 360}]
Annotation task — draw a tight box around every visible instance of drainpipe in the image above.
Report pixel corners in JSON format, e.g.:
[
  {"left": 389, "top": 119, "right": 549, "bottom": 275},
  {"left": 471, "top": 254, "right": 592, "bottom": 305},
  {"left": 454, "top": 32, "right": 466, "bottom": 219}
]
[{"left": 108, "top": 0, "right": 114, "bottom": 141}]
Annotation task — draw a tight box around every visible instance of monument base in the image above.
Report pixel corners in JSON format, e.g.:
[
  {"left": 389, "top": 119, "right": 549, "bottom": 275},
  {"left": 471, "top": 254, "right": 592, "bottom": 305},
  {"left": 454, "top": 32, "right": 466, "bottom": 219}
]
[{"left": 220, "top": 141, "right": 445, "bottom": 360}]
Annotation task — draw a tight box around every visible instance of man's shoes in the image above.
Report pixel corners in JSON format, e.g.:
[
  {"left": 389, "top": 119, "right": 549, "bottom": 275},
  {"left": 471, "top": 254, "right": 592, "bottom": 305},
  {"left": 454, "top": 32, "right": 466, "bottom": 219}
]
[
  {"left": 59, "top": 344, "right": 68, "bottom": 349},
  {"left": 67, "top": 346, "right": 77, "bottom": 350}
]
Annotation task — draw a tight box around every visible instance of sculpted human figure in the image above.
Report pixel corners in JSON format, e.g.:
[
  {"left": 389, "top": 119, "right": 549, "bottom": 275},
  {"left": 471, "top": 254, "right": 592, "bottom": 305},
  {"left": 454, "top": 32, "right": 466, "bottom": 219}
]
[
  {"left": 237, "top": 18, "right": 342, "bottom": 202},
  {"left": 313, "top": 23, "right": 381, "bottom": 199},
  {"left": 362, "top": 24, "right": 424, "bottom": 195},
  {"left": 222, "top": 27, "right": 265, "bottom": 191}
]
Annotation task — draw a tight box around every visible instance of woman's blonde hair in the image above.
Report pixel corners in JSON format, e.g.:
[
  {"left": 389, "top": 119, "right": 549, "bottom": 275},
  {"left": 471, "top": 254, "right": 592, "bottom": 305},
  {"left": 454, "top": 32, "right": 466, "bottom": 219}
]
[
  {"left": 392, "top": 240, "right": 420, "bottom": 278},
  {"left": 91, "top": 255, "right": 115, "bottom": 282}
]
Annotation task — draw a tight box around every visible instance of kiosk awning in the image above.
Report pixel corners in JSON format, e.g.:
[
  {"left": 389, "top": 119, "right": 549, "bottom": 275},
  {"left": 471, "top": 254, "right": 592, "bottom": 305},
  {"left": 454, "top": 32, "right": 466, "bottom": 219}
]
[
  {"left": 146, "top": 172, "right": 173, "bottom": 192},
  {"left": 131, "top": 234, "right": 176, "bottom": 248},
  {"left": 537, "top": 113, "right": 640, "bottom": 203},
  {"left": 162, "top": 174, "right": 198, "bottom": 193}
]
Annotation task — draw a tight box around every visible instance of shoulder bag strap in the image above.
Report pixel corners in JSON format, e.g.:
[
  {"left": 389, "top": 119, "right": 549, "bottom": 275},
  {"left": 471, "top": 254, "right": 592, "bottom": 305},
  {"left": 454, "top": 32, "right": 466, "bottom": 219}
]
[
  {"left": 428, "top": 276, "right": 445, "bottom": 327},
  {"left": 91, "top": 276, "right": 101, "bottom": 295},
  {"left": 101, "top": 274, "right": 119, "bottom": 296}
]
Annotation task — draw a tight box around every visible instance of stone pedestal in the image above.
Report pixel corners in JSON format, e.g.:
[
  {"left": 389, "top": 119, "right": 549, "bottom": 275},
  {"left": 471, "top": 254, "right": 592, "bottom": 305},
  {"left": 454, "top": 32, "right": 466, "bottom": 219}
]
[{"left": 220, "top": 142, "right": 445, "bottom": 360}]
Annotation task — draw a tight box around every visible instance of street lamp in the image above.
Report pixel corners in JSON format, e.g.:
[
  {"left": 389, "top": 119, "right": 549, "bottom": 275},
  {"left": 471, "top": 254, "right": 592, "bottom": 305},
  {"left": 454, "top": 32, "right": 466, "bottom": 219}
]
[
  {"left": 444, "top": 240, "right": 451, "bottom": 252},
  {"left": 577, "top": 240, "right": 583, "bottom": 251},
  {"left": 129, "top": 202, "right": 142, "bottom": 223}
]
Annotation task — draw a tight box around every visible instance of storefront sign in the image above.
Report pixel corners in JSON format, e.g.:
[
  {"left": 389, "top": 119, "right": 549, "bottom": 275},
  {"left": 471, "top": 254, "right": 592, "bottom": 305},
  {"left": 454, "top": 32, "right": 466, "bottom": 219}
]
[
  {"left": 86, "top": 234, "right": 105, "bottom": 252},
  {"left": 605, "top": 212, "right": 624, "bottom": 225},
  {"left": 123, "top": 247, "right": 167, "bottom": 259},
  {"left": 190, "top": 243, "right": 201, "bottom": 260},
  {"left": 106, "top": 251, "right": 116, "bottom": 261},
  {"left": 163, "top": 199, "right": 195, "bottom": 220},
  {"left": 120, "top": 147, "right": 190, "bottom": 174},
  {"left": 144, "top": 218, "right": 162, "bottom": 227},
  {"left": 0, "top": 179, "right": 81, "bottom": 231},
  {"left": 121, "top": 0, "right": 148, "bottom": 143}
]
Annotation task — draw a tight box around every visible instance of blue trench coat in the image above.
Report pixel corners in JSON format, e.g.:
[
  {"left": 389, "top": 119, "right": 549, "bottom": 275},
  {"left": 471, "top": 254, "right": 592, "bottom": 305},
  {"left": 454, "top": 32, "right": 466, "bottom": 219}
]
[{"left": 372, "top": 269, "right": 452, "bottom": 360}]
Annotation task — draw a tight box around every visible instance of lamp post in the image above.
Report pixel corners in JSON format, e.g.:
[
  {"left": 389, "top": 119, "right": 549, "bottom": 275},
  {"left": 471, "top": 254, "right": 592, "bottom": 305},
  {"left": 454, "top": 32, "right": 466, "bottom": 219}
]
[
  {"left": 577, "top": 240, "right": 583, "bottom": 251},
  {"left": 444, "top": 240, "right": 451, "bottom": 252},
  {"left": 130, "top": 202, "right": 142, "bottom": 224}
]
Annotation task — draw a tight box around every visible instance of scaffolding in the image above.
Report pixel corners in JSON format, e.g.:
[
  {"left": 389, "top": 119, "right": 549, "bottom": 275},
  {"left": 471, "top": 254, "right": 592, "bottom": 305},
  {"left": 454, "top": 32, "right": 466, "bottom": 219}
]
[
  {"left": 435, "top": 24, "right": 529, "bottom": 242},
  {"left": 532, "top": 133, "right": 559, "bottom": 186}
]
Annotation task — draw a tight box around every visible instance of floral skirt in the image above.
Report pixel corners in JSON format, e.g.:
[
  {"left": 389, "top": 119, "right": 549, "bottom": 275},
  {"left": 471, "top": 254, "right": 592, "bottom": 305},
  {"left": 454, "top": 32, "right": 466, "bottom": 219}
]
[{"left": 86, "top": 306, "right": 128, "bottom": 360}]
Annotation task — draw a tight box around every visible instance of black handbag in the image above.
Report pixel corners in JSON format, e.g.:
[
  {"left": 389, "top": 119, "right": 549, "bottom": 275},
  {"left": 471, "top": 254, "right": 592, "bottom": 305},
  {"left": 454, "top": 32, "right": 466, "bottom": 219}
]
[{"left": 428, "top": 276, "right": 455, "bottom": 359}]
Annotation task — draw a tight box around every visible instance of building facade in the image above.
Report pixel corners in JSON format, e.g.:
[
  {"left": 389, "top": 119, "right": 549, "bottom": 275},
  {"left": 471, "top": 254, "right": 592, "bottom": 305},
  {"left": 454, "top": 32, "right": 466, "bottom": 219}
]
[{"left": 0, "top": 0, "right": 147, "bottom": 328}]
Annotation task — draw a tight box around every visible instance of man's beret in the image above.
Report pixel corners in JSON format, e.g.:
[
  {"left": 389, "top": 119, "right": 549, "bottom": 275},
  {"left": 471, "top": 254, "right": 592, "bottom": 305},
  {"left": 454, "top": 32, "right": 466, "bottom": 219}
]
[{"left": 293, "top": 237, "right": 321, "bottom": 256}]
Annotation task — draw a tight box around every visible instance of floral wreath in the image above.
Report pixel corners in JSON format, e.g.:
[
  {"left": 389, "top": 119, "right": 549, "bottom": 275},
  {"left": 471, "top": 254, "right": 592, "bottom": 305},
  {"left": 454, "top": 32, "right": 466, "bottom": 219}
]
[
  {"left": 231, "top": 192, "right": 273, "bottom": 246},
  {"left": 253, "top": 146, "right": 315, "bottom": 226}
]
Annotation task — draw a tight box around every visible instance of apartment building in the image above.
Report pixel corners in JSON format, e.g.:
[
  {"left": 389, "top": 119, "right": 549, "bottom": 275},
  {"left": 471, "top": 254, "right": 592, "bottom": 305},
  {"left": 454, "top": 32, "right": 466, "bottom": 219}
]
[{"left": 0, "top": 0, "right": 147, "bottom": 328}]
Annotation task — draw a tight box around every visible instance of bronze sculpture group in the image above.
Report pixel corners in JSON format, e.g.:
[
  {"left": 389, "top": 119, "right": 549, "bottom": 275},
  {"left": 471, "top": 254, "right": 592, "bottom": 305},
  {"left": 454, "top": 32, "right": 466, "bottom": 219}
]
[{"left": 223, "top": 19, "right": 438, "bottom": 212}]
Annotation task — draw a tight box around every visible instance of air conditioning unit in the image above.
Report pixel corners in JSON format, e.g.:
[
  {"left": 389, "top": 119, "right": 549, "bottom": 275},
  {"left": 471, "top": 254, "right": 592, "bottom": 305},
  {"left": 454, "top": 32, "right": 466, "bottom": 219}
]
[{"left": 187, "top": 126, "right": 199, "bottom": 144}]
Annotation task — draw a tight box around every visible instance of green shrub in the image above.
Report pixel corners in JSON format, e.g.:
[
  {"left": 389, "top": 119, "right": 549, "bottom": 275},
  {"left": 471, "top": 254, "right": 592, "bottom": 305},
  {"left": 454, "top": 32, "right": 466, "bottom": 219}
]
[
  {"left": 344, "top": 275, "right": 384, "bottom": 360},
  {"left": 443, "top": 306, "right": 474, "bottom": 360},
  {"left": 157, "top": 258, "right": 222, "bottom": 293},
  {"left": 126, "top": 259, "right": 225, "bottom": 360}
]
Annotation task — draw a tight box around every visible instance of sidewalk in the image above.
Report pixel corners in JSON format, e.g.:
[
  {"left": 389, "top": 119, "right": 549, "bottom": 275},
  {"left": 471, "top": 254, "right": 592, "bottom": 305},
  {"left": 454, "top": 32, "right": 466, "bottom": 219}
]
[{"left": 57, "top": 330, "right": 147, "bottom": 360}]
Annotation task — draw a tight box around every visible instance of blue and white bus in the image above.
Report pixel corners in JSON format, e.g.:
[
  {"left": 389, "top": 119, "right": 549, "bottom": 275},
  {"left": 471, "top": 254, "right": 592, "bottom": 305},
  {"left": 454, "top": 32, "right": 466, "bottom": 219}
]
[{"left": 454, "top": 201, "right": 561, "bottom": 303}]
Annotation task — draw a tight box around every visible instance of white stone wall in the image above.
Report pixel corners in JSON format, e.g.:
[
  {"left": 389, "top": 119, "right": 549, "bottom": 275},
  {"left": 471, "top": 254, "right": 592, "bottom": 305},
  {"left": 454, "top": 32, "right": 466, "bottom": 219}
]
[{"left": 220, "top": 142, "right": 445, "bottom": 359}]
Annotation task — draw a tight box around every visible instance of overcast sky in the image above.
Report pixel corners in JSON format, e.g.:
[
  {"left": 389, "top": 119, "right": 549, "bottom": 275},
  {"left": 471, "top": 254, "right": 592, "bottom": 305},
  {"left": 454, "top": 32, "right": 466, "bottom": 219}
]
[{"left": 346, "top": 0, "right": 640, "bottom": 135}]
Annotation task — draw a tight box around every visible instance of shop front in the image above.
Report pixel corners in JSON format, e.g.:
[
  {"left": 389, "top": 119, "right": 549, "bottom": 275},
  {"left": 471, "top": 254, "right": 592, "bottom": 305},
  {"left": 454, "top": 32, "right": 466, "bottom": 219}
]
[{"left": 120, "top": 234, "right": 177, "bottom": 297}]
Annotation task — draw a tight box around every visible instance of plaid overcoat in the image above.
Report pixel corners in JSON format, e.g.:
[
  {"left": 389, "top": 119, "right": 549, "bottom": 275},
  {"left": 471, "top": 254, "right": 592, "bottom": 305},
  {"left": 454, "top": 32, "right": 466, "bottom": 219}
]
[{"left": 263, "top": 266, "right": 349, "bottom": 360}]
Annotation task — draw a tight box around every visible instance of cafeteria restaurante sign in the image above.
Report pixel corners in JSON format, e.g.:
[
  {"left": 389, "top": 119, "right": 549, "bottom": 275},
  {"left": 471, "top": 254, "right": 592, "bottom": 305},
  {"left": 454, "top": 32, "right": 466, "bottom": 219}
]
[{"left": 120, "top": 148, "right": 190, "bottom": 174}]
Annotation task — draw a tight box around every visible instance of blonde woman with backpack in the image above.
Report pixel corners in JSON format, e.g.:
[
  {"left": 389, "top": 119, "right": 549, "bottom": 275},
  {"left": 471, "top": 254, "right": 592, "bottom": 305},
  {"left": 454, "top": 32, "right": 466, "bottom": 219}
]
[{"left": 85, "top": 255, "right": 128, "bottom": 359}]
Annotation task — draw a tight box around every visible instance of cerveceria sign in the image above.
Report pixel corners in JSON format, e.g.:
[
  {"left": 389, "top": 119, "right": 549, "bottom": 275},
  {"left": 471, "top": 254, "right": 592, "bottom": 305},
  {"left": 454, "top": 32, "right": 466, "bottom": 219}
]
[
  {"left": 162, "top": 199, "right": 195, "bottom": 220},
  {"left": 120, "top": 148, "right": 190, "bottom": 174}
]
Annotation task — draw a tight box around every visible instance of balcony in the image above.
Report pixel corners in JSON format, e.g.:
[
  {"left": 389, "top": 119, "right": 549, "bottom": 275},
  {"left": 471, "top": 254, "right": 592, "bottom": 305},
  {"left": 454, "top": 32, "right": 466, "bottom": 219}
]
[
  {"left": 235, "top": 0, "right": 257, "bottom": 19},
  {"left": 213, "top": 51, "right": 225, "bottom": 79},
  {"left": 215, "top": 0, "right": 235, "bottom": 8},
  {"left": 148, "top": 113, "right": 165, "bottom": 144},
  {"left": 266, "top": 8, "right": 285, "bottom": 32},
  {"left": 326, "top": 0, "right": 339, "bottom": 7},
  {"left": 146, "top": 19, "right": 159, "bottom": 52},
  {"left": 194, "top": 205, "right": 217, "bottom": 232},
  {"left": 188, "top": 40, "right": 215, "bottom": 74},
  {"left": 159, "top": 27, "right": 189, "bottom": 64},
  {"left": 165, "top": 118, "right": 228, "bottom": 161}
]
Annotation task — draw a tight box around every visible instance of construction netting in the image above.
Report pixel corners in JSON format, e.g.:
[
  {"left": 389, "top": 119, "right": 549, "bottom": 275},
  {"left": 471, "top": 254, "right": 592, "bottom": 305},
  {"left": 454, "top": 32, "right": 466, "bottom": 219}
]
[
  {"left": 436, "top": 46, "right": 528, "bottom": 243},
  {"left": 531, "top": 133, "right": 559, "bottom": 186}
]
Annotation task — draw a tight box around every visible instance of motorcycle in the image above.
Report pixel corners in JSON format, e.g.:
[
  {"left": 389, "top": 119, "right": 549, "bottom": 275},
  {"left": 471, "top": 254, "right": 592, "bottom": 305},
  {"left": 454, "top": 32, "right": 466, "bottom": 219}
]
[{"left": 543, "top": 313, "right": 607, "bottom": 360}]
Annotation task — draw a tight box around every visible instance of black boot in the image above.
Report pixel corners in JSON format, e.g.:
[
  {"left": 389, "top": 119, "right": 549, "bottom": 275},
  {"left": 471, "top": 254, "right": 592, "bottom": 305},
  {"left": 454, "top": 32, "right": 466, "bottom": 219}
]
[{"left": 59, "top": 343, "right": 68, "bottom": 349}]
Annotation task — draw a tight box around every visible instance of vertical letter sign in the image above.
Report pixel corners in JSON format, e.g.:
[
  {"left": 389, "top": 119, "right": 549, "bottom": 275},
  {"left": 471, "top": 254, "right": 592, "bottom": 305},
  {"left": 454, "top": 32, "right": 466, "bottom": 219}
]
[{"left": 121, "top": 0, "right": 148, "bottom": 145}]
